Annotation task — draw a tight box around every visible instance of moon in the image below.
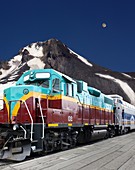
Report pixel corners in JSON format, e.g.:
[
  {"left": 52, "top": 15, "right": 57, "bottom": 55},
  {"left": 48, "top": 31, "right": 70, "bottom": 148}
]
[{"left": 102, "top": 23, "right": 107, "bottom": 28}]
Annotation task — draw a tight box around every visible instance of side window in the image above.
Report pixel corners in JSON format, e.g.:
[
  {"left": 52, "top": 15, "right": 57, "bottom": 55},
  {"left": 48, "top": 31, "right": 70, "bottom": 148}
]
[
  {"left": 52, "top": 78, "right": 60, "bottom": 93},
  {"left": 122, "top": 109, "right": 124, "bottom": 119},
  {"left": 66, "top": 83, "right": 74, "bottom": 97}
]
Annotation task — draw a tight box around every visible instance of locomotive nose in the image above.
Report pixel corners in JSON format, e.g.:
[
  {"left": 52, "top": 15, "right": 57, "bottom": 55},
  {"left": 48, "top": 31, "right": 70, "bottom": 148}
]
[{"left": 4, "top": 85, "right": 35, "bottom": 123}]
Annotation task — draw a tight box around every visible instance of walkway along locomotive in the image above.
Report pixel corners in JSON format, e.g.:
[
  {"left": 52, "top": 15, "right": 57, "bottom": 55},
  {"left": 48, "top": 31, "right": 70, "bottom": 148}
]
[{"left": 0, "top": 69, "right": 135, "bottom": 161}]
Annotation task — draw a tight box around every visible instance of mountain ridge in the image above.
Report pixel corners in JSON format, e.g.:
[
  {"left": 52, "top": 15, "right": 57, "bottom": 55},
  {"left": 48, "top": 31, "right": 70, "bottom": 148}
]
[{"left": 0, "top": 38, "right": 135, "bottom": 105}]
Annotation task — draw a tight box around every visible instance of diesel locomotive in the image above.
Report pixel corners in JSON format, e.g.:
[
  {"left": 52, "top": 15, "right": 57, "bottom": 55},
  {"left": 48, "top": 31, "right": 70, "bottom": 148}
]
[{"left": 0, "top": 68, "right": 135, "bottom": 161}]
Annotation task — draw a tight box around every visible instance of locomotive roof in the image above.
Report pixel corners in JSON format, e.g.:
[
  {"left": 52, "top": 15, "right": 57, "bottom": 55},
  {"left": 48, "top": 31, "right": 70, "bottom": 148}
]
[{"left": 17, "top": 68, "right": 76, "bottom": 84}]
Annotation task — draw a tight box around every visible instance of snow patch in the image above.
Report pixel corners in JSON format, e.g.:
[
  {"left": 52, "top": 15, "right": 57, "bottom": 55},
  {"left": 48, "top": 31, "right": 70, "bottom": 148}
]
[
  {"left": 0, "top": 54, "right": 22, "bottom": 80},
  {"left": 8, "top": 76, "right": 18, "bottom": 81},
  {"left": 22, "top": 43, "right": 43, "bottom": 57},
  {"left": 95, "top": 74, "right": 113, "bottom": 79},
  {"left": 27, "top": 58, "right": 45, "bottom": 69},
  {"left": 9, "top": 75, "right": 19, "bottom": 79},
  {"left": 95, "top": 73, "right": 135, "bottom": 104},
  {"left": 121, "top": 73, "right": 132, "bottom": 78},
  {"left": 0, "top": 82, "right": 15, "bottom": 109},
  {"left": 13, "top": 54, "right": 22, "bottom": 62},
  {"left": 69, "top": 48, "right": 93, "bottom": 67},
  {"left": 0, "top": 63, "right": 17, "bottom": 80}
]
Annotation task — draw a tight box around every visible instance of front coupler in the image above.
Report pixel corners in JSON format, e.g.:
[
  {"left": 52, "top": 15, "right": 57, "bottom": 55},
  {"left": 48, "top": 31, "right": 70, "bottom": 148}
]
[{"left": 0, "top": 124, "right": 31, "bottom": 161}]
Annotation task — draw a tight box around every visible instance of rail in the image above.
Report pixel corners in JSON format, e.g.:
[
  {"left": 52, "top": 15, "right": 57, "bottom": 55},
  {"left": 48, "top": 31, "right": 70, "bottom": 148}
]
[
  {"left": 20, "top": 125, "right": 27, "bottom": 139},
  {"left": 38, "top": 94, "right": 48, "bottom": 139},
  {"left": 23, "top": 100, "right": 33, "bottom": 141}
]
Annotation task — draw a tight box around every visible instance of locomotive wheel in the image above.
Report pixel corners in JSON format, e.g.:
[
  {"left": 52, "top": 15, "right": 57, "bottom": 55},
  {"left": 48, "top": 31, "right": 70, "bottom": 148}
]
[
  {"left": 61, "top": 139, "right": 70, "bottom": 150},
  {"left": 109, "top": 129, "right": 115, "bottom": 138}
]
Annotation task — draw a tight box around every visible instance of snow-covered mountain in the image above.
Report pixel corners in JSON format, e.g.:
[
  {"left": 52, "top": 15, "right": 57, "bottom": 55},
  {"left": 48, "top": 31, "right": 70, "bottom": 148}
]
[{"left": 0, "top": 38, "right": 135, "bottom": 106}]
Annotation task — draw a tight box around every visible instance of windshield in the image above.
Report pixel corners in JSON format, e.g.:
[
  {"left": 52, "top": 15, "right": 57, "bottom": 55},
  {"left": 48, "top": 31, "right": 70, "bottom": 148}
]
[{"left": 25, "top": 80, "right": 49, "bottom": 88}]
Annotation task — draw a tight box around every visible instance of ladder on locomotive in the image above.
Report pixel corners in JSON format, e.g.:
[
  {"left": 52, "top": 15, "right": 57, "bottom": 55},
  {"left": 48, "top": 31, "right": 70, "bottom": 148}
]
[
  {"left": 30, "top": 95, "right": 48, "bottom": 152},
  {"left": 36, "top": 95, "right": 49, "bottom": 139}
]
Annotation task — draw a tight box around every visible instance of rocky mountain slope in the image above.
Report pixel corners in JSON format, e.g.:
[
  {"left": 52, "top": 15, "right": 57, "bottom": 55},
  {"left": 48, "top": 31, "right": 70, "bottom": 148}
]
[{"left": 0, "top": 38, "right": 135, "bottom": 105}]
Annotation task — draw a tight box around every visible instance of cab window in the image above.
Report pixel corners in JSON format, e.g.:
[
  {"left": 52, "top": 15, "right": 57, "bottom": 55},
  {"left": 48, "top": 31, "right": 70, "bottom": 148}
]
[
  {"left": 52, "top": 78, "right": 60, "bottom": 93},
  {"left": 38, "top": 80, "right": 49, "bottom": 88},
  {"left": 25, "top": 80, "right": 49, "bottom": 88}
]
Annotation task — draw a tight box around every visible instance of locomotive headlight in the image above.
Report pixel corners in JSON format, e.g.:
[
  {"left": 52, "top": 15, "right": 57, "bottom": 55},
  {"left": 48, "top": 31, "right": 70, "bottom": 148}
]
[
  {"left": 23, "top": 89, "right": 29, "bottom": 95},
  {"left": 13, "top": 124, "right": 19, "bottom": 131}
]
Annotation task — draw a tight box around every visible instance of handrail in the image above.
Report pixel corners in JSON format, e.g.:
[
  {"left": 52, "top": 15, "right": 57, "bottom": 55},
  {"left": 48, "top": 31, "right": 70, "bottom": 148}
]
[
  {"left": 38, "top": 97, "right": 44, "bottom": 139},
  {"left": 76, "top": 94, "right": 83, "bottom": 105},
  {"left": 38, "top": 94, "right": 48, "bottom": 139},
  {"left": 22, "top": 100, "right": 33, "bottom": 141},
  {"left": 20, "top": 125, "right": 27, "bottom": 139}
]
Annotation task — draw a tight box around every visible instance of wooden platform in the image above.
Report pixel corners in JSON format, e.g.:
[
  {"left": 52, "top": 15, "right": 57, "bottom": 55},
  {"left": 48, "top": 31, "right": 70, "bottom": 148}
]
[{"left": 2, "top": 131, "right": 135, "bottom": 170}]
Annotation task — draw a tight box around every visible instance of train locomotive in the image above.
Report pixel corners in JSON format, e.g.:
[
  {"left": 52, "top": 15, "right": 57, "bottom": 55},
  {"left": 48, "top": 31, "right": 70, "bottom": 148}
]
[{"left": 0, "top": 68, "right": 135, "bottom": 161}]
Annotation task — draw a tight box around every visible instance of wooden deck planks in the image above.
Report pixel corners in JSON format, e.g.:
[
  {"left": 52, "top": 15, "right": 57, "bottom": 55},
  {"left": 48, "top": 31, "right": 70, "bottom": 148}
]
[{"left": 2, "top": 132, "right": 135, "bottom": 170}]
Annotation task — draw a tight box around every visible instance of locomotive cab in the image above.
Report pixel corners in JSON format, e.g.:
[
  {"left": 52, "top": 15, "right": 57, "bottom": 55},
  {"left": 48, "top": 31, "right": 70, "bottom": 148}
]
[
  {"left": 0, "top": 69, "right": 64, "bottom": 160},
  {"left": 4, "top": 71, "right": 52, "bottom": 124}
]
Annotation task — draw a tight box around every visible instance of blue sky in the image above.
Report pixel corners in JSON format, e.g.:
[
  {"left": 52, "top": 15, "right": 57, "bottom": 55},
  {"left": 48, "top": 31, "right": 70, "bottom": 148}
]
[{"left": 0, "top": 0, "right": 135, "bottom": 72}]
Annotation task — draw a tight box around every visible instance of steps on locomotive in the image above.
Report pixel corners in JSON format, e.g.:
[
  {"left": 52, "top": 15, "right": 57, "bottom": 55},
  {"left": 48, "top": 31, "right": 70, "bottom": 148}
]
[
  {"left": 31, "top": 148, "right": 43, "bottom": 153},
  {"left": 25, "top": 124, "right": 44, "bottom": 152}
]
